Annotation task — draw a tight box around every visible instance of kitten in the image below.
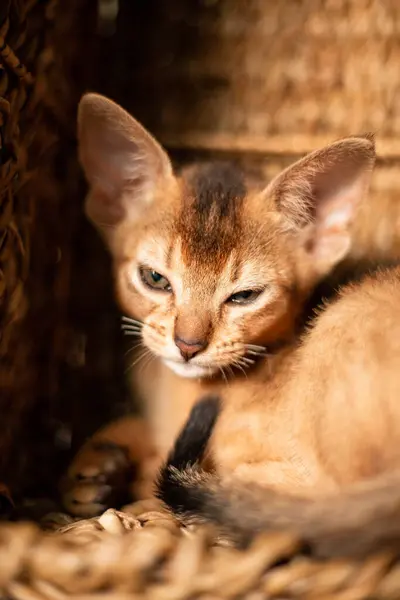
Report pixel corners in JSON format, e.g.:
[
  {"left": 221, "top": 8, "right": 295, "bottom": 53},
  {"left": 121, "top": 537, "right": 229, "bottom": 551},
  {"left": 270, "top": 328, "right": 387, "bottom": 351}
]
[
  {"left": 62, "top": 93, "right": 375, "bottom": 516},
  {"left": 157, "top": 265, "right": 400, "bottom": 559}
]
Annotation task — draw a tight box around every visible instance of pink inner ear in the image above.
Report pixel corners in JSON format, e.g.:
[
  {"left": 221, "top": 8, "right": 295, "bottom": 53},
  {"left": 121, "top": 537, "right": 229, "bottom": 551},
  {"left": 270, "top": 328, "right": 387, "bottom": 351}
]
[
  {"left": 268, "top": 136, "right": 375, "bottom": 233},
  {"left": 316, "top": 176, "right": 366, "bottom": 234},
  {"left": 301, "top": 153, "right": 375, "bottom": 269}
]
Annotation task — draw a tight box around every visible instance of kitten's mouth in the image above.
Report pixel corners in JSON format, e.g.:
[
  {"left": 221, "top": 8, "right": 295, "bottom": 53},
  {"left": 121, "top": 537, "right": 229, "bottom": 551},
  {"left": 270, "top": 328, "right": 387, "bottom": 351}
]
[
  {"left": 163, "top": 359, "right": 217, "bottom": 379},
  {"left": 162, "top": 352, "right": 265, "bottom": 380},
  {"left": 160, "top": 344, "right": 267, "bottom": 381}
]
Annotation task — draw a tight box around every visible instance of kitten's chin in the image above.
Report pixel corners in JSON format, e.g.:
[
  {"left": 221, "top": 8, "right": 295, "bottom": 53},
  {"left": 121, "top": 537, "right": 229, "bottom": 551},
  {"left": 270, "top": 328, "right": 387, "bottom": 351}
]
[{"left": 163, "top": 359, "right": 216, "bottom": 379}]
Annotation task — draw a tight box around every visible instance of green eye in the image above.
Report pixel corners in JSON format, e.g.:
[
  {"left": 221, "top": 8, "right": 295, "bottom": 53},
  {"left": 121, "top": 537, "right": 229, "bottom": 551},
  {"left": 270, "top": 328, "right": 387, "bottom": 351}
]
[
  {"left": 139, "top": 267, "right": 172, "bottom": 292},
  {"left": 226, "top": 289, "right": 262, "bottom": 305}
]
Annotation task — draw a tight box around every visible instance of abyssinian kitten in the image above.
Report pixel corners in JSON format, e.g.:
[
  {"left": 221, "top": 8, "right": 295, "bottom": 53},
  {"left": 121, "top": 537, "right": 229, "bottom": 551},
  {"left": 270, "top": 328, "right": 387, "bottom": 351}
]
[
  {"left": 62, "top": 92, "right": 377, "bottom": 516},
  {"left": 157, "top": 264, "right": 400, "bottom": 559}
]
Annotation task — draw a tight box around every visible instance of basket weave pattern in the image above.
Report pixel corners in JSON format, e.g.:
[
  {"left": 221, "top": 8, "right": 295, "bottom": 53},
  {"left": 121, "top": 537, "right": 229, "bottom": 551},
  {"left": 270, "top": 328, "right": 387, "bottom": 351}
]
[
  {"left": 0, "top": 0, "right": 105, "bottom": 492},
  {"left": 0, "top": 503, "right": 398, "bottom": 600},
  {"left": 0, "top": 0, "right": 55, "bottom": 483},
  {"left": 141, "top": 0, "right": 400, "bottom": 144}
]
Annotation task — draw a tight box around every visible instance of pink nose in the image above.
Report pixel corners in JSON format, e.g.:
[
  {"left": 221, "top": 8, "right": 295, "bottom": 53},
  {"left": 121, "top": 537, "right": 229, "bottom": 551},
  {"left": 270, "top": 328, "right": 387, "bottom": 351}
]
[{"left": 174, "top": 337, "right": 207, "bottom": 361}]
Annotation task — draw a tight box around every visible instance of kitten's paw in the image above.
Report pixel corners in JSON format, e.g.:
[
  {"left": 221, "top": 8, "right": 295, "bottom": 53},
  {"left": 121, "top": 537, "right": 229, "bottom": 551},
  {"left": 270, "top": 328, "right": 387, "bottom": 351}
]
[{"left": 61, "top": 440, "right": 134, "bottom": 518}]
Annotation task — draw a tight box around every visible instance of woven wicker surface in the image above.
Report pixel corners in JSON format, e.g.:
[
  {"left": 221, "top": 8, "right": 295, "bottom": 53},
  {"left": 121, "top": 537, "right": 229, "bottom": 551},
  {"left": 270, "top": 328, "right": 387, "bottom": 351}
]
[
  {"left": 0, "top": 0, "right": 129, "bottom": 496},
  {"left": 105, "top": 0, "right": 400, "bottom": 150},
  {"left": 0, "top": 0, "right": 53, "bottom": 486},
  {"left": 0, "top": 502, "right": 397, "bottom": 600}
]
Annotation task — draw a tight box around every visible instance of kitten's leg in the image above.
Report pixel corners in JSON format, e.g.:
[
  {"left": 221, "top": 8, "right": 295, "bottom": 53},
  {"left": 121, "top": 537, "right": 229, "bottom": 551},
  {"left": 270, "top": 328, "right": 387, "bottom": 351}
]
[{"left": 61, "top": 416, "right": 158, "bottom": 517}]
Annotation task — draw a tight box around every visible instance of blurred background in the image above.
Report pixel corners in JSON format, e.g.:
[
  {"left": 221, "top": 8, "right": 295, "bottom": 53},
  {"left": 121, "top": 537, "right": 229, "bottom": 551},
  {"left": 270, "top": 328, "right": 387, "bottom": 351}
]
[{"left": 1, "top": 0, "right": 400, "bottom": 503}]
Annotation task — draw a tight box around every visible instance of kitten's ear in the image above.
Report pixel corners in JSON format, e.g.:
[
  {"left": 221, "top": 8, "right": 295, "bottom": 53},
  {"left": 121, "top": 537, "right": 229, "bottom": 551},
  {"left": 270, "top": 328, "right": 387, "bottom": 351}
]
[
  {"left": 265, "top": 135, "right": 376, "bottom": 273},
  {"left": 78, "top": 93, "right": 173, "bottom": 237}
]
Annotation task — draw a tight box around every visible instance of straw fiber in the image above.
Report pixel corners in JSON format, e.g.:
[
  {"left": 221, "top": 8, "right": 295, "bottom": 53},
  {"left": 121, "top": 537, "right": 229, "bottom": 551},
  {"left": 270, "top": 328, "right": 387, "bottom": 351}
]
[
  {"left": 0, "top": 0, "right": 52, "bottom": 493},
  {"left": 0, "top": 502, "right": 398, "bottom": 600}
]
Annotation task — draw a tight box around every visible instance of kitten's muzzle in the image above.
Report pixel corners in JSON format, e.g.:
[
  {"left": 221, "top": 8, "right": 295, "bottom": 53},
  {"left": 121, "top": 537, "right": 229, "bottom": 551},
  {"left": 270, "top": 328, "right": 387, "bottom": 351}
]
[{"left": 174, "top": 336, "right": 208, "bottom": 362}]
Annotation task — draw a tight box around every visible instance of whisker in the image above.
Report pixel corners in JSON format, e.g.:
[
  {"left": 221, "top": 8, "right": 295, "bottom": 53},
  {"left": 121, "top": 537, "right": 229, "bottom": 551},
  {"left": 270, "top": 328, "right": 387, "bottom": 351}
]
[
  {"left": 226, "top": 364, "right": 235, "bottom": 381},
  {"left": 131, "top": 350, "right": 151, "bottom": 368},
  {"left": 246, "top": 349, "right": 267, "bottom": 357},
  {"left": 122, "top": 327, "right": 142, "bottom": 334},
  {"left": 125, "top": 347, "right": 153, "bottom": 374},
  {"left": 124, "top": 341, "right": 143, "bottom": 357},
  {"left": 241, "top": 357, "right": 255, "bottom": 366},
  {"left": 122, "top": 330, "right": 142, "bottom": 336},
  {"left": 232, "top": 359, "right": 248, "bottom": 379},
  {"left": 121, "top": 316, "right": 143, "bottom": 326},
  {"left": 138, "top": 349, "right": 154, "bottom": 376},
  {"left": 245, "top": 343, "right": 267, "bottom": 352},
  {"left": 218, "top": 366, "right": 228, "bottom": 385}
]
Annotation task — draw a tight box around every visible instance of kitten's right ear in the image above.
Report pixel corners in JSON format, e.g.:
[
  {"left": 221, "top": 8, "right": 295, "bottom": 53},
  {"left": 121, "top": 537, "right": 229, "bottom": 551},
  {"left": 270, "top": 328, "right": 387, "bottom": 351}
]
[{"left": 78, "top": 93, "right": 173, "bottom": 238}]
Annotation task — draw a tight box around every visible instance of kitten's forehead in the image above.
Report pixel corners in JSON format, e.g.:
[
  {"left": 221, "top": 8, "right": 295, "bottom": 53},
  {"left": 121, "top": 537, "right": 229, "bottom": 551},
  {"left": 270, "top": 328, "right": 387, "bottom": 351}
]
[
  {"left": 172, "top": 244, "right": 241, "bottom": 296},
  {"left": 176, "top": 162, "right": 247, "bottom": 268}
]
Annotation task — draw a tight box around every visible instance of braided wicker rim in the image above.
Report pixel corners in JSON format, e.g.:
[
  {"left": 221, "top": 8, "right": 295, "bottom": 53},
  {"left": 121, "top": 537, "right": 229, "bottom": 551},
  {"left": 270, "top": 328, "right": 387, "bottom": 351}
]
[{"left": 0, "top": 501, "right": 397, "bottom": 600}]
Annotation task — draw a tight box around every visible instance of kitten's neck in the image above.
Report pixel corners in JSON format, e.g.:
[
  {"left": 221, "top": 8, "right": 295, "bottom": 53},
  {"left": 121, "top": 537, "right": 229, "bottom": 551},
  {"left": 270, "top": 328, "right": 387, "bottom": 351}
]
[{"left": 302, "top": 257, "right": 400, "bottom": 328}]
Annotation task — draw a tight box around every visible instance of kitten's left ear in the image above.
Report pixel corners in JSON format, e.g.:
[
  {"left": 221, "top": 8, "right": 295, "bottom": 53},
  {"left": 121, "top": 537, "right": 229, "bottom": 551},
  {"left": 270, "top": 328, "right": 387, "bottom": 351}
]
[
  {"left": 78, "top": 93, "right": 173, "bottom": 240},
  {"left": 265, "top": 134, "right": 376, "bottom": 274}
]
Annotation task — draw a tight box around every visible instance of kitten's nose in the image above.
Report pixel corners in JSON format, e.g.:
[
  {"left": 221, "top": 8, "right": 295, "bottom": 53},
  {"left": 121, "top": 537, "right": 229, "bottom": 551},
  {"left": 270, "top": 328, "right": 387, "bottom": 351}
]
[{"left": 174, "top": 336, "right": 207, "bottom": 361}]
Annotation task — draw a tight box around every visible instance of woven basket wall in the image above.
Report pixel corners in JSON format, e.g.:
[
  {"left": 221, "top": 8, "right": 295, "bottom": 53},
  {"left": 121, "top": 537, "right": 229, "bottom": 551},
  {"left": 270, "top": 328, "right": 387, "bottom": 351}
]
[
  {"left": 0, "top": 1, "right": 400, "bottom": 599},
  {"left": 0, "top": 0, "right": 129, "bottom": 500},
  {"left": 0, "top": 0, "right": 56, "bottom": 493},
  {"left": 113, "top": 0, "right": 400, "bottom": 149}
]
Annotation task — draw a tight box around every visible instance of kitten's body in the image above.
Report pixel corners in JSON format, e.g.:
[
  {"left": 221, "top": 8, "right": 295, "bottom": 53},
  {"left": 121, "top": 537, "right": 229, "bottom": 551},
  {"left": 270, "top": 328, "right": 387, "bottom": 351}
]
[
  {"left": 157, "top": 265, "right": 400, "bottom": 558},
  {"left": 212, "top": 265, "right": 400, "bottom": 493},
  {"left": 131, "top": 253, "right": 400, "bottom": 466},
  {"left": 64, "top": 93, "right": 395, "bottom": 518}
]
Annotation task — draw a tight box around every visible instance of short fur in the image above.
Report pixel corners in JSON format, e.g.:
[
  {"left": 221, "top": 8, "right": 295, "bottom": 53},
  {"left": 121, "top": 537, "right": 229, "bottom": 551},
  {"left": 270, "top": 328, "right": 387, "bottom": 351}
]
[
  {"left": 180, "top": 162, "right": 246, "bottom": 264},
  {"left": 64, "top": 93, "right": 394, "bottom": 519},
  {"left": 157, "top": 267, "right": 400, "bottom": 559}
]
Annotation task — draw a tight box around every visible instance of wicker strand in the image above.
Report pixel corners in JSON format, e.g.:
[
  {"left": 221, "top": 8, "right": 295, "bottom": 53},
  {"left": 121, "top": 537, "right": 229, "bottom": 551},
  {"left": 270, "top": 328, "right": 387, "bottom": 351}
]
[
  {"left": 0, "top": 506, "right": 398, "bottom": 599},
  {"left": 0, "top": 32, "right": 34, "bottom": 85}
]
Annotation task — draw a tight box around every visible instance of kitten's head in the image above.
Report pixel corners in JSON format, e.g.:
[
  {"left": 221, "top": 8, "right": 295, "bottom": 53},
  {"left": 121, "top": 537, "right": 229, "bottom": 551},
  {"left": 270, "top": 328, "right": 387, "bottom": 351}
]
[{"left": 78, "top": 94, "right": 375, "bottom": 379}]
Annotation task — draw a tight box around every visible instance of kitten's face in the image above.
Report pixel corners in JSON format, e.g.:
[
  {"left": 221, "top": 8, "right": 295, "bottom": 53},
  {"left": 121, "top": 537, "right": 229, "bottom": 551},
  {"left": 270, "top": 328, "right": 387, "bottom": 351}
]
[
  {"left": 114, "top": 165, "right": 303, "bottom": 378},
  {"left": 77, "top": 94, "right": 375, "bottom": 380}
]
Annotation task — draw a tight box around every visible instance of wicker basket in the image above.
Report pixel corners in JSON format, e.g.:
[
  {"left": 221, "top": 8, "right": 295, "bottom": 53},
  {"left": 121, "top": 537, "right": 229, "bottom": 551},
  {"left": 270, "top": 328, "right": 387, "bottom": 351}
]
[
  {"left": 1, "top": 1, "right": 400, "bottom": 598},
  {"left": 1, "top": 504, "right": 400, "bottom": 600}
]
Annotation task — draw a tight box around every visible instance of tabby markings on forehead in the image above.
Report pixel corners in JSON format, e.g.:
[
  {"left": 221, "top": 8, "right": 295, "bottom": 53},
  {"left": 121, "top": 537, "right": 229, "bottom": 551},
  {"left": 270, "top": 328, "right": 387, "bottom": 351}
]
[{"left": 178, "top": 162, "right": 247, "bottom": 263}]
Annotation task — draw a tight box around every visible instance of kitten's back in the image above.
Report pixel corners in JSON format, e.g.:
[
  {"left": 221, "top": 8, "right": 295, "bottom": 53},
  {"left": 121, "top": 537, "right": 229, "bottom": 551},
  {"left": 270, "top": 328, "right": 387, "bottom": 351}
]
[{"left": 289, "top": 265, "right": 400, "bottom": 484}]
